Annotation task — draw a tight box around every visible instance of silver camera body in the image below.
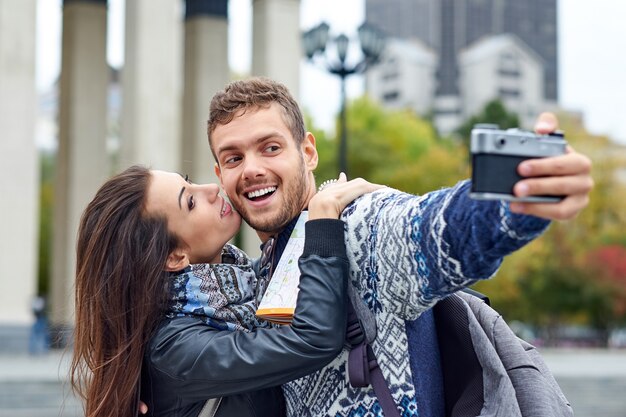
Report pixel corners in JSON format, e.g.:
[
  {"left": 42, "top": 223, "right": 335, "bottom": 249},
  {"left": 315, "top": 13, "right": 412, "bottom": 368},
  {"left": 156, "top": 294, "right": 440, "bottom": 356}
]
[{"left": 470, "top": 124, "right": 567, "bottom": 203}]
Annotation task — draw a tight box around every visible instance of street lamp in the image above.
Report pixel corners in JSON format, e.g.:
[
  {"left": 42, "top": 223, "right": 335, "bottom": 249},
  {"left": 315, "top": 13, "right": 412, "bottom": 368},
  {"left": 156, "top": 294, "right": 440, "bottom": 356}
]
[{"left": 302, "top": 22, "right": 386, "bottom": 176}]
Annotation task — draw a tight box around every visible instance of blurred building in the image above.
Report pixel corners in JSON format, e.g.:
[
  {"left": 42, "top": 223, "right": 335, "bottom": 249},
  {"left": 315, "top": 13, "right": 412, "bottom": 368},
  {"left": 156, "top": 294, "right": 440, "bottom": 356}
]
[
  {"left": 458, "top": 34, "right": 544, "bottom": 130},
  {"left": 364, "top": 0, "right": 558, "bottom": 134},
  {"left": 365, "top": 38, "right": 438, "bottom": 116}
]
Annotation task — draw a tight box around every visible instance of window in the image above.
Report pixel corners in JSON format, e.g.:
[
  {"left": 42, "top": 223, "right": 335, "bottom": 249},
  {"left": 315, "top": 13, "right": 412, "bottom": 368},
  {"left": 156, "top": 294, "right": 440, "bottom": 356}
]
[{"left": 383, "top": 91, "right": 400, "bottom": 101}]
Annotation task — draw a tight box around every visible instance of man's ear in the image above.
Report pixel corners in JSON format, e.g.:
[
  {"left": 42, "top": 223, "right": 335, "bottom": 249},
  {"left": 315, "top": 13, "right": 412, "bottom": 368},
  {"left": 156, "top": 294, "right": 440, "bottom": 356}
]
[
  {"left": 165, "top": 247, "right": 189, "bottom": 272},
  {"left": 302, "top": 132, "right": 319, "bottom": 171},
  {"left": 214, "top": 162, "right": 223, "bottom": 185}
]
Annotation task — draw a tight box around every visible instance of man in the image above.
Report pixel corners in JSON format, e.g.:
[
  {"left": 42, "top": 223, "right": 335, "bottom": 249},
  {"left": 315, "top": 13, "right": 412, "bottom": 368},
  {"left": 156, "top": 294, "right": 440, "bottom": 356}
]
[{"left": 208, "top": 77, "right": 592, "bottom": 416}]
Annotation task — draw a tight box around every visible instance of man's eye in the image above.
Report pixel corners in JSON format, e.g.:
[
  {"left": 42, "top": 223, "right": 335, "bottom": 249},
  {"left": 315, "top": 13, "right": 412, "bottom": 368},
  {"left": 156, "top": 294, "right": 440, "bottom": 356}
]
[
  {"left": 224, "top": 156, "right": 242, "bottom": 164},
  {"left": 187, "top": 195, "right": 195, "bottom": 210},
  {"left": 266, "top": 145, "right": 280, "bottom": 153}
]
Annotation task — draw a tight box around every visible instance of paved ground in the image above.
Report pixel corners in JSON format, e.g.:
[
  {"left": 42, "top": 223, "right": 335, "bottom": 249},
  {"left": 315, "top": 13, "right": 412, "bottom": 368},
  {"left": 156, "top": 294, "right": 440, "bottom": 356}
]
[
  {"left": 0, "top": 348, "right": 625, "bottom": 416},
  {"left": 0, "top": 351, "right": 81, "bottom": 417},
  {"left": 541, "top": 349, "right": 626, "bottom": 417}
]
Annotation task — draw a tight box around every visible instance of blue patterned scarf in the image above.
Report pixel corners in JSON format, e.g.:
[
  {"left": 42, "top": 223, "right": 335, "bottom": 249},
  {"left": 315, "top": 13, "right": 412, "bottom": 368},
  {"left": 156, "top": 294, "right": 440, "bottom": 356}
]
[{"left": 166, "top": 244, "right": 274, "bottom": 331}]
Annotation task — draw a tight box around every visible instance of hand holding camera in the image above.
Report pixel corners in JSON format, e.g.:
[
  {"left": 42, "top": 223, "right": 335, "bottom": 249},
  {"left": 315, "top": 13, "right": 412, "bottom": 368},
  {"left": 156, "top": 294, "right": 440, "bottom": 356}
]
[
  {"left": 469, "top": 113, "right": 593, "bottom": 221},
  {"left": 470, "top": 124, "right": 567, "bottom": 203}
]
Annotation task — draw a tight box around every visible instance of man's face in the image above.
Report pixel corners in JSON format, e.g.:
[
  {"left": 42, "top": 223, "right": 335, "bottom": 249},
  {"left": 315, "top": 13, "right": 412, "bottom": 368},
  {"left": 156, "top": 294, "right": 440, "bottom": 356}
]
[{"left": 212, "top": 103, "right": 318, "bottom": 239}]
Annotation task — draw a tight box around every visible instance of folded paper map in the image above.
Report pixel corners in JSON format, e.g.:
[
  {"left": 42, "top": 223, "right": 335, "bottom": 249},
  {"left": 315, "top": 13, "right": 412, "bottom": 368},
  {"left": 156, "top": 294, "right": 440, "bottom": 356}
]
[{"left": 256, "top": 212, "right": 308, "bottom": 325}]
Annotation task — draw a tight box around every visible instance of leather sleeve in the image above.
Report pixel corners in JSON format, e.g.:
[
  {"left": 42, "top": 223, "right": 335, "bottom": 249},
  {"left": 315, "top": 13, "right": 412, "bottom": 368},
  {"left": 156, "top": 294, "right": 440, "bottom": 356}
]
[{"left": 145, "top": 219, "right": 348, "bottom": 403}]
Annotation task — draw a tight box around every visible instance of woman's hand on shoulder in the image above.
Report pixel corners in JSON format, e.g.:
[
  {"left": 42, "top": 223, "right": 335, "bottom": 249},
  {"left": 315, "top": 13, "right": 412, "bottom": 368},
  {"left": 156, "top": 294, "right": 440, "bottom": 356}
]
[{"left": 309, "top": 173, "right": 385, "bottom": 220}]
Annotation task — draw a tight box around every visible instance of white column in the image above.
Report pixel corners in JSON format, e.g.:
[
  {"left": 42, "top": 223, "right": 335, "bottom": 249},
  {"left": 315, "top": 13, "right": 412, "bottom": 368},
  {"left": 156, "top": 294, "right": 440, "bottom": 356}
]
[
  {"left": 247, "top": 0, "right": 302, "bottom": 256},
  {"left": 50, "top": 0, "right": 108, "bottom": 336},
  {"left": 182, "top": 1, "right": 261, "bottom": 257},
  {"left": 252, "top": 0, "right": 301, "bottom": 99},
  {"left": 120, "top": 0, "right": 182, "bottom": 172},
  {"left": 0, "top": 0, "right": 38, "bottom": 326},
  {"left": 181, "top": 0, "right": 229, "bottom": 184}
]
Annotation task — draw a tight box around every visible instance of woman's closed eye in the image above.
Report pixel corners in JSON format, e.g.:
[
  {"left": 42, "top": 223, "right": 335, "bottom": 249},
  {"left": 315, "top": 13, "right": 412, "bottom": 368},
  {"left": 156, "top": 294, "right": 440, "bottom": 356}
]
[{"left": 187, "top": 194, "right": 195, "bottom": 211}]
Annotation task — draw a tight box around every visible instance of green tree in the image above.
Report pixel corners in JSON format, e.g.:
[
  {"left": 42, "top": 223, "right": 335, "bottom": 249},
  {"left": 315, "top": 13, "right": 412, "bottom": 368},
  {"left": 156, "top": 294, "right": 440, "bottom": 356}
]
[
  {"left": 455, "top": 99, "right": 519, "bottom": 150},
  {"left": 38, "top": 151, "right": 55, "bottom": 296},
  {"left": 586, "top": 245, "right": 626, "bottom": 328},
  {"left": 312, "top": 97, "right": 467, "bottom": 195}
]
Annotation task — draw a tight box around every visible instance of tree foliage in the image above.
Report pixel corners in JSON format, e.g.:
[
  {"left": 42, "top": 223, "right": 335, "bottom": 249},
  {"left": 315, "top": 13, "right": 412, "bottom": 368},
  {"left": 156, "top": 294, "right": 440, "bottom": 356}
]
[
  {"left": 38, "top": 151, "right": 55, "bottom": 296},
  {"left": 312, "top": 97, "right": 468, "bottom": 195},
  {"left": 455, "top": 99, "right": 519, "bottom": 148}
]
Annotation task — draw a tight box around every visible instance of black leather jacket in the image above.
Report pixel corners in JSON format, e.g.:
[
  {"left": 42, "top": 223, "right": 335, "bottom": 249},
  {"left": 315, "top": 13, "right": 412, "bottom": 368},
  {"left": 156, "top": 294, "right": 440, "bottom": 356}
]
[{"left": 141, "top": 219, "right": 348, "bottom": 417}]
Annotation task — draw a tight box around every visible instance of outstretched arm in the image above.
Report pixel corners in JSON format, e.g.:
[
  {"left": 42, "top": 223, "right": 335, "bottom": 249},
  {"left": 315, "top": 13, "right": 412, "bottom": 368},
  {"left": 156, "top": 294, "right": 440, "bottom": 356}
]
[{"left": 342, "top": 113, "right": 593, "bottom": 319}]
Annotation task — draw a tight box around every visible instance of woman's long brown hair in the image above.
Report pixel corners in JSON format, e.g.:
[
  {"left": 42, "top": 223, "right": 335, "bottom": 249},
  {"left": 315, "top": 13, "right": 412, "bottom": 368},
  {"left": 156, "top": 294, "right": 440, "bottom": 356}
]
[{"left": 70, "top": 165, "right": 179, "bottom": 417}]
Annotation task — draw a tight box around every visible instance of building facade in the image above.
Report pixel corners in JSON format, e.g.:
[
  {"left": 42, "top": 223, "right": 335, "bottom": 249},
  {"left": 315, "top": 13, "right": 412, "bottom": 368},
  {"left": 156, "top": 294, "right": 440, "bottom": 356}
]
[
  {"left": 366, "top": 38, "right": 438, "bottom": 116},
  {"left": 459, "top": 34, "right": 544, "bottom": 129},
  {"left": 365, "top": 0, "right": 558, "bottom": 134}
]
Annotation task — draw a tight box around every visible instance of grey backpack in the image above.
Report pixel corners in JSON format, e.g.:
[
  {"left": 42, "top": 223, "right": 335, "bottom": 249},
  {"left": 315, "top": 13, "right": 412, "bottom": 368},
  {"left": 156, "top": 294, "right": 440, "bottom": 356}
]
[{"left": 347, "top": 288, "right": 573, "bottom": 417}]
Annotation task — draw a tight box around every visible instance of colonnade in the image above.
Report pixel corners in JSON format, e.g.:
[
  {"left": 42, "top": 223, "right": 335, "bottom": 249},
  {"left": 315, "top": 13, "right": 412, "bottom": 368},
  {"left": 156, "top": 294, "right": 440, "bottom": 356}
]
[{"left": 0, "top": 0, "right": 302, "bottom": 346}]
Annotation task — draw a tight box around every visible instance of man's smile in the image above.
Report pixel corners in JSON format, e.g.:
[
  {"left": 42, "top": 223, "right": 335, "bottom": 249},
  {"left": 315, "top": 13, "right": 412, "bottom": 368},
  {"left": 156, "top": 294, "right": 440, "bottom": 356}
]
[{"left": 246, "top": 186, "right": 277, "bottom": 201}]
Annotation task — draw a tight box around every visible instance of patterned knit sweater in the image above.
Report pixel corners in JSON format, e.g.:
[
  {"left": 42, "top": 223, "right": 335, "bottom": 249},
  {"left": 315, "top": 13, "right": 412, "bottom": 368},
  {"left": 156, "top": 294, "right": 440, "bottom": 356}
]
[{"left": 281, "top": 180, "right": 549, "bottom": 417}]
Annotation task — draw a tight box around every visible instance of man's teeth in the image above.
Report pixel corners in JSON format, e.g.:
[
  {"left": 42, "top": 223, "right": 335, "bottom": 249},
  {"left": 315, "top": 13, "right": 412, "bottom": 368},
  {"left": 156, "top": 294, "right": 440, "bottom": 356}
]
[{"left": 247, "top": 187, "right": 276, "bottom": 199}]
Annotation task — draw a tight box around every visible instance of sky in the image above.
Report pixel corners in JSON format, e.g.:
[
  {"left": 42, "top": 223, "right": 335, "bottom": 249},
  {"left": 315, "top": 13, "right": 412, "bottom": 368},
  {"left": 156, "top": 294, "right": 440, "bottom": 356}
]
[{"left": 35, "top": 0, "right": 626, "bottom": 145}]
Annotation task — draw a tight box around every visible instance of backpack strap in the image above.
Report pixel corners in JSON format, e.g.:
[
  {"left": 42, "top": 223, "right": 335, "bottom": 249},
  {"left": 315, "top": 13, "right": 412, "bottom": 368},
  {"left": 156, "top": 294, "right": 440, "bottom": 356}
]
[
  {"left": 346, "top": 299, "right": 401, "bottom": 417},
  {"left": 434, "top": 292, "right": 485, "bottom": 417},
  {"left": 346, "top": 283, "right": 377, "bottom": 344},
  {"left": 461, "top": 287, "right": 490, "bottom": 305},
  {"left": 346, "top": 288, "right": 489, "bottom": 417},
  {"left": 198, "top": 397, "right": 222, "bottom": 417}
]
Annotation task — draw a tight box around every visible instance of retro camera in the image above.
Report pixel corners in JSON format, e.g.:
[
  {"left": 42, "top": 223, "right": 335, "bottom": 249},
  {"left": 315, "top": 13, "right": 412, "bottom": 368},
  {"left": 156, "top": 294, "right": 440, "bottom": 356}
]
[{"left": 470, "top": 124, "right": 567, "bottom": 203}]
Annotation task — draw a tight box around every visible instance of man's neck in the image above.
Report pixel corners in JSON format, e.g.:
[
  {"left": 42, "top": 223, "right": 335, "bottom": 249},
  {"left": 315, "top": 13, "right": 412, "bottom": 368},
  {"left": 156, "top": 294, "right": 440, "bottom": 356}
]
[
  {"left": 256, "top": 212, "right": 301, "bottom": 243},
  {"left": 257, "top": 230, "right": 277, "bottom": 244}
]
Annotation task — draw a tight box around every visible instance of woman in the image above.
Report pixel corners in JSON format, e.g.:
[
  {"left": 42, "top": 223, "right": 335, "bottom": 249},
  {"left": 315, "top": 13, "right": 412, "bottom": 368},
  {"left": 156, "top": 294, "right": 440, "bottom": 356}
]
[{"left": 70, "top": 165, "right": 381, "bottom": 417}]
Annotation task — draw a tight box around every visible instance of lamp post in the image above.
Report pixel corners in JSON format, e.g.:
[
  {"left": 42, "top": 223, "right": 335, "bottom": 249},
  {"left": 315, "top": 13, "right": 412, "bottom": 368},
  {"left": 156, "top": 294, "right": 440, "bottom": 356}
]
[{"left": 302, "top": 22, "right": 386, "bottom": 176}]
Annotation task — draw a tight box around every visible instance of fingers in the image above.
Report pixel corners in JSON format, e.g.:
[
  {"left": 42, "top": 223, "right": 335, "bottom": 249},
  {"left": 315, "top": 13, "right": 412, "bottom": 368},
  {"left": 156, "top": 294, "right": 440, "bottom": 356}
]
[
  {"left": 513, "top": 174, "right": 594, "bottom": 199},
  {"left": 347, "top": 178, "right": 385, "bottom": 193},
  {"left": 309, "top": 177, "right": 385, "bottom": 219},
  {"left": 514, "top": 147, "right": 593, "bottom": 199},
  {"left": 511, "top": 152, "right": 593, "bottom": 221},
  {"left": 513, "top": 112, "right": 593, "bottom": 221},
  {"left": 517, "top": 147, "right": 592, "bottom": 178},
  {"left": 330, "top": 177, "right": 384, "bottom": 207},
  {"left": 510, "top": 192, "right": 590, "bottom": 221},
  {"left": 534, "top": 112, "right": 559, "bottom": 134},
  {"left": 338, "top": 172, "right": 347, "bottom": 183},
  {"left": 511, "top": 143, "right": 593, "bottom": 221}
]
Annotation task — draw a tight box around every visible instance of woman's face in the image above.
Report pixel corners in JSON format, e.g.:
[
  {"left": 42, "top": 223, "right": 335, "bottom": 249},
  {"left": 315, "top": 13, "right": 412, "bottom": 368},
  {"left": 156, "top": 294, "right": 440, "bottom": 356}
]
[{"left": 145, "top": 170, "right": 241, "bottom": 265}]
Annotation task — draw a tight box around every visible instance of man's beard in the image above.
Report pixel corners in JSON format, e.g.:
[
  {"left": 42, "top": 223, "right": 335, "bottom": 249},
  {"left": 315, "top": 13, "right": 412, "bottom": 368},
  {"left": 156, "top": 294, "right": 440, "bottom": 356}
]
[{"left": 234, "top": 162, "right": 309, "bottom": 235}]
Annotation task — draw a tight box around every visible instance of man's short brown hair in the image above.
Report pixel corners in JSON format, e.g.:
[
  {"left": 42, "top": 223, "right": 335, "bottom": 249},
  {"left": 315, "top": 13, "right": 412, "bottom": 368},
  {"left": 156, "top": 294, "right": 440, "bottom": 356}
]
[{"left": 207, "top": 77, "right": 306, "bottom": 161}]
